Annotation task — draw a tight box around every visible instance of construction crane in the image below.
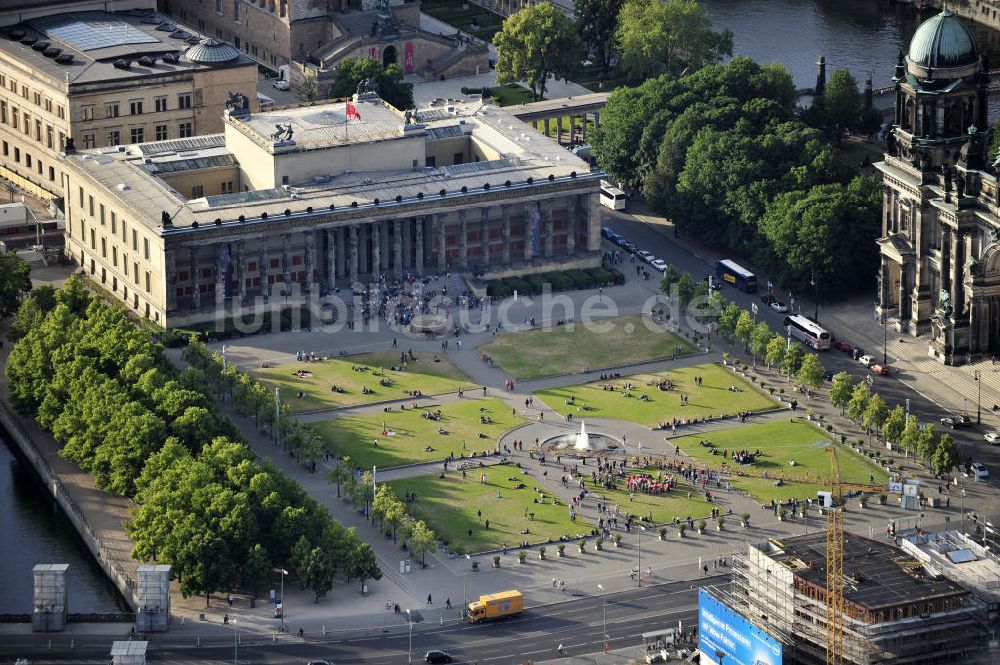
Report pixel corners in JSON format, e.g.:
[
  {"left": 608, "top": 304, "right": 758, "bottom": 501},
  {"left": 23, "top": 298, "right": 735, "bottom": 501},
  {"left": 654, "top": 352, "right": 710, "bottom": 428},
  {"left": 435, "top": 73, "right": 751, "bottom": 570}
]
[{"left": 826, "top": 446, "right": 845, "bottom": 665}]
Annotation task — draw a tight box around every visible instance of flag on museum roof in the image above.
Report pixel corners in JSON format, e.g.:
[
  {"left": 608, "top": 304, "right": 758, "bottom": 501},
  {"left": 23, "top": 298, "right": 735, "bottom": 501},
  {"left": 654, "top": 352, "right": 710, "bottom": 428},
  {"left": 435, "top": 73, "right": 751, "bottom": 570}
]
[{"left": 346, "top": 102, "right": 361, "bottom": 120}]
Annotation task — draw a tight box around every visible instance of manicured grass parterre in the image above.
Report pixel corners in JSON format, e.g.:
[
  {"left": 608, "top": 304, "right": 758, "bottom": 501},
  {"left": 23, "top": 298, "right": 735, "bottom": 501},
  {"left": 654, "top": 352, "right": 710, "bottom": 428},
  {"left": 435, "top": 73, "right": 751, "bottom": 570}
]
[
  {"left": 589, "top": 472, "right": 715, "bottom": 526},
  {"left": 536, "top": 363, "right": 774, "bottom": 427},
  {"left": 250, "top": 351, "right": 473, "bottom": 412},
  {"left": 482, "top": 315, "right": 696, "bottom": 380},
  {"left": 386, "top": 464, "right": 592, "bottom": 554},
  {"left": 314, "top": 397, "right": 526, "bottom": 469},
  {"left": 672, "top": 419, "right": 889, "bottom": 503},
  {"left": 486, "top": 84, "right": 536, "bottom": 107}
]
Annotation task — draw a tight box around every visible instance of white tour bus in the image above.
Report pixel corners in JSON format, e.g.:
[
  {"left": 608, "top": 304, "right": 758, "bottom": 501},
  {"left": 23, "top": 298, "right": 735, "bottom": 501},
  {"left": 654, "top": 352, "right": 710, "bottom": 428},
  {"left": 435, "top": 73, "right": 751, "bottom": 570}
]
[
  {"left": 600, "top": 180, "right": 627, "bottom": 210},
  {"left": 784, "top": 314, "right": 832, "bottom": 351}
]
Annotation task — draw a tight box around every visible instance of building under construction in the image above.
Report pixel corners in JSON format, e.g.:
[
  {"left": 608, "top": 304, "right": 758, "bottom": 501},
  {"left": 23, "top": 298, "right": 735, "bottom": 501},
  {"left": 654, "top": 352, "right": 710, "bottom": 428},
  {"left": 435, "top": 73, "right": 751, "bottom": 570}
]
[{"left": 716, "top": 532, "right": 986, "bottom": 664}]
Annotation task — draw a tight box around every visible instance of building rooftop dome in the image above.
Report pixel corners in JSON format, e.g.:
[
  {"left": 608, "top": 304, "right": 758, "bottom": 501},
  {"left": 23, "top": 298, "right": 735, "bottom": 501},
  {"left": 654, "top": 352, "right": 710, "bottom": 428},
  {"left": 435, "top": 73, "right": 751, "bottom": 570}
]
[
  {"left": 907, "top": 9, "right": 979, "bottom": 70},
  {"left": 185, "top": 38, "right": 239, "bottom": 64}
]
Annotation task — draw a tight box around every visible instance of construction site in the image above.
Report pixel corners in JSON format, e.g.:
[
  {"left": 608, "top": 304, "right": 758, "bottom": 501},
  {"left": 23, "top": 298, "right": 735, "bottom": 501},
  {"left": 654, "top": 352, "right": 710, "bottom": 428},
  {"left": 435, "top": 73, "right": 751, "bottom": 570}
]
[{"left": 709, "top": 532, "right": 985, "bottom": 664}]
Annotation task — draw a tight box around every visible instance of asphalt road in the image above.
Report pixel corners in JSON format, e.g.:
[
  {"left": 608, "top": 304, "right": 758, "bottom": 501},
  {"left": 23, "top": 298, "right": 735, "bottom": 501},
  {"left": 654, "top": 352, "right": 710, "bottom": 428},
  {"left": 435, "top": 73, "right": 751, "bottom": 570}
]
[
  {"left": 3, "top": 577, "right": 715, "bottom": 664},
  {"left": 600, "top": 210, "right": 1000, "bottom": 486}
]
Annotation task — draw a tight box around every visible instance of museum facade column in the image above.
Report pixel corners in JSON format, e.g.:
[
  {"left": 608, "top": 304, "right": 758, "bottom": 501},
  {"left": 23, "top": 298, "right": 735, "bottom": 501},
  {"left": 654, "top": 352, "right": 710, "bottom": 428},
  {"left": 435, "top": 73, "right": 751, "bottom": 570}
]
[
  {"left": 190, "top": 246, "right": 201, "bottom": 310},
  {"left": 458, "top": 210, "right": 468, "bottom": 270},
  {"left": 258, "top": 239, "right": 268, "bottom": 297},
  {"left": 543, "top": 204, "right": 554, "bottom": 259},
  {"left": 235, "top": 240, "right": 247, "bottom": 302},
  {"left": 349, "top": 225, "right": 359, "bottom": 284},
  {"left": 371, "top": 221, "right": 382, "bottom": 278},
  {"left": 165, "top": 249, "right": 177, "bottom": 311},
  {"left": 393, "top": 220, "right": 403, "bottom": 278},
  {"left": 215, "top": 243, "right": 228, "bottom": 311},
  {"left": 281, "top": 233, "right": 292, "bottom": 294},
  {"left": 414, "top": 216, "right": 424, "bottom": 275},
  {"left": 524, "top": 203, "right": 535, "bottom": 262},
  {"left": 326, "top": 228, "right": 337, "bottom": 290},
  {"left": 501, "top": 205, "right": 511, "bottom": 266}
]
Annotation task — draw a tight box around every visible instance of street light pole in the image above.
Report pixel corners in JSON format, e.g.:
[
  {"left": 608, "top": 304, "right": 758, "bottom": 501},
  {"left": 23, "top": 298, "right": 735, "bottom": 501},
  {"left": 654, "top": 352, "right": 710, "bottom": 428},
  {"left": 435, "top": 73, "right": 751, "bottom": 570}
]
[
  {"left": 597, "top": 583, "right": 607, "bottom": 652},
  {"left": 233, "top": 618, "right": 238, "bottom": 665},
  {"left": 406, "top": 609, "right": 413, "bottom": 664},
  {"left": 278, "top": 568, "right": 287, "bottom": 633},
  {"left": 811, "top": 270, "right": 818, "bottom": 321},
  {"left": 636, "top": 525, "right": 646, "bottom": 587},
  {"left": 975, "top": 371, "right": 982, "bottom": 424},
  {"left": 882, "top": 314, "right": 888, "bottom": 366}
]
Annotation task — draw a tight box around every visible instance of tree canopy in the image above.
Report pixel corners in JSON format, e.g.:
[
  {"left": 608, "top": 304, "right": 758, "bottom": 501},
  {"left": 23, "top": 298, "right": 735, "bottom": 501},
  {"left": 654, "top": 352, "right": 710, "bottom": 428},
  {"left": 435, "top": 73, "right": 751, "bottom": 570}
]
[
  {"left": 0, "top": 251, "right": 31, "bottom": 320},
  {"left": 494, "top": 3, "right": 584, "bottom": 100},
  {"left": 615, "top": 0, "right": 731, "bottom": 81},
  {"left": 575, "top": 0, "right": 624, "bottom": 73},
  {"left": 329, "top": 58, "right": 414, "bottom": 111}
]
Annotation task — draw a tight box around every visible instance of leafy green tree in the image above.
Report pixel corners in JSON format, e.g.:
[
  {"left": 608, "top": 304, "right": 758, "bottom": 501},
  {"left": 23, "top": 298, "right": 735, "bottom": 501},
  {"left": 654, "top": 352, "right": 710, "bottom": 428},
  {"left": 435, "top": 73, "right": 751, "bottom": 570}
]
[
  {"left": 0, "top": 251, "right": 31, "bottom": 319},
  {"left": 327, "top": 456, "right": 353, "bottom": 498},
  {"left": 406, "top": 519, "right": 438, "bottom": 567},
  {"left": 917, "top": 424, "right": 939, "bottom": 463},
  {"left": 290, "top": 535, "right": 313, "bottom": 583},
  {"left": 302, "top": 547, "right": 335, "bottom": 602},
  {"left": 899, "top": 416, "right": 920, "bottom": 458},
  {"left": 297, "top": 74, "right": 322, "bottom": 103},
  {"left": 820, "top": 69, "right": 861, "bottom": 132},
  {"left": 783, "top": 344, "right": 805, "bottom": 377},
  {"left": 244, "top": 543, "right": 271, "bottom": 599},
  {"left": 765, "top": 335, "right": 786, "bottom": 370},
  {"left": 796, "top": 354, "right": 825, "bottom": 390},
  {"left": 345, "top": 539, "right": 382, "bottom": 592},
  {"left": 54, "top": 274, "right": 91, "bottom": 316},
  {"left": 615, "top": 0, "right": 732, "bottom": 80},
  {"left": 676, "top": 272, "right": 699, "bottom": 308},
  {"left": 750, "top": 322, "right": 771, "bottom": 364},
  {"left": 10, "top": 294, "right": 44, "bottom": 340},
  {"left": 863, "top": 393, "right": 889, "bottom": 437},
  {"left": 718, "top": 302, "right": 742, "bottom": 339},
  {"left": 829, "top": 372, "right": 854, "bottom": 414},
  {"left": 660, "top": 264, "right": 681, "bottom": 295},
  {"left": 494, "top": 3, "right": 584, "bottom": 100},
  {"left": 328, "top": 58, "right": 414, "bottom": 111},
  {"left": 734, "top": 311, "right": 755, "bottom": 347},
  {"left": 575, "top": 0, "right": 624, "bottom": 73},
  {"left": 846, "top": 382, "right": 870, "bottom": 423},
  {"left": 883, "top": 406, "right": 906, "bottom": 446},
  {"left": 931, "top": 435, "right": 959, "bottom": 475}
]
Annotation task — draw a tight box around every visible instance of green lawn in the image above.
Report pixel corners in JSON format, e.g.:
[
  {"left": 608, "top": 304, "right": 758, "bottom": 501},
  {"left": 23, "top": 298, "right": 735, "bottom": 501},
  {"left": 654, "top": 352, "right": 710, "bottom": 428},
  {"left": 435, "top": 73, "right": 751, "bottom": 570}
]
[
  {"left": 250, "top": 351, "right": 473, "bottom": 412},
  {"left": 535, "top": 363, "right": 774, "bottom": 427},
  {"left": 481, "top": 315, "right": 696, "bottom": 380},
  {"left": 313, "top": 397, "right": 526, "bottom": 469},
  {"left": 672, "top": 419, "right": 888, "bottom": 503},
  {"left": 420, "top": 0, "right": 504, "bottom": 41},
  {"left": 589, "top": 472, "right": 715, "bottom": 526},
  {"left": 386, "top": 464, "right": 592, "bottom": 554}
]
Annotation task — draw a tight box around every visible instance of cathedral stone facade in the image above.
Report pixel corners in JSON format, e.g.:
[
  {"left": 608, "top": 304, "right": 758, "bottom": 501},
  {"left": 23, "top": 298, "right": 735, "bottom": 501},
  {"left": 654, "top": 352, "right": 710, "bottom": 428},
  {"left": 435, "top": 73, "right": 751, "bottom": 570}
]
[{"left": 877, "top": 9, "right": 1000, "bottom": 364}]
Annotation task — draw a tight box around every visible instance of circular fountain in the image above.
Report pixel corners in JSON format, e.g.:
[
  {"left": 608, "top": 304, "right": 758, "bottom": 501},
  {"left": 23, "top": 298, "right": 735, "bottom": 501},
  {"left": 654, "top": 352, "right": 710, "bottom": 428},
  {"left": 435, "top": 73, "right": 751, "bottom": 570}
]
[{"left": 543, "top": 420, "right": 620, "bottom": 453}]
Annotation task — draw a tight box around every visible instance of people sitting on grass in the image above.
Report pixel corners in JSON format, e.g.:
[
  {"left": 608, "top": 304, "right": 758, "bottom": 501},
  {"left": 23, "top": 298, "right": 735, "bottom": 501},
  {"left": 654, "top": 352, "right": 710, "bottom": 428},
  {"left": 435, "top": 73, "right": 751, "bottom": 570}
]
[
  {"left": 479, "top": 415, "right": 493, "bottom": 424},
  {"left": 422, "top": 410, "right": 442, "bottom": 420},
  {"left": 330, "top": 384, "right": 346, "bottom": 393},
  {"left": 362, "top": 386, "right": 374, "bottom": 395},
  {"left": 296, "top": 390, "right": 305, "bottom": 398},
  {"left": 379, "top": 378, "right": 393, "bottom": 388},
  {"left": 732, "top": 449, "right": 758, "bottom": 465}
]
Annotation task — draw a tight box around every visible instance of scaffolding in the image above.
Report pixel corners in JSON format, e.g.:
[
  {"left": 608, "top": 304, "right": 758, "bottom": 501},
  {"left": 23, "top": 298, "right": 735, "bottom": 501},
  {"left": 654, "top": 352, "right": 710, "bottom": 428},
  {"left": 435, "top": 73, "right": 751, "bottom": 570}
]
[
  {"left": 730, "top": 534, "right": 985, "bottom": 665},
  {"left": 31, "top": 563, "right": 68, "bottom": 633}
]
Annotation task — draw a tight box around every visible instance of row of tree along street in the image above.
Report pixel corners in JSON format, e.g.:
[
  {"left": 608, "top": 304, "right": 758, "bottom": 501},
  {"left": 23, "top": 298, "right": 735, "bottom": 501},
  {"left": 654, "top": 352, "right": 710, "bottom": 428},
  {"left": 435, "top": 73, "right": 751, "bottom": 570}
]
[
  {"left": 5, "top": 276, "right": 380, "bottom": 606},
  {"left": 664, "top": 269, "right": 960, "bottom": 477}
]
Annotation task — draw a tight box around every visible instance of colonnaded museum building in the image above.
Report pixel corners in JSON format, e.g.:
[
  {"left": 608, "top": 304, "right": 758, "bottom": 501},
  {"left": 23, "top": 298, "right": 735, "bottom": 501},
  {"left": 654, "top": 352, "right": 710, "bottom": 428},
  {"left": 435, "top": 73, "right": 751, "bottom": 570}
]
[
  {"left": 61, "top": 91, "right": 600, "bottom": 327},
  {"left": 877, "top": 8, "right": 1000, "bottom": 364}
]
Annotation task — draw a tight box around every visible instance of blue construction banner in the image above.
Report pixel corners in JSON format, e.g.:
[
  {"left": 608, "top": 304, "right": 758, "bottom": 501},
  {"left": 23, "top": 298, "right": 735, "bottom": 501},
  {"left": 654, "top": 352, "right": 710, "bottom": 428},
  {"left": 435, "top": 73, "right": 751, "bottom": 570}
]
[{"left": 698, "top": 589, "right": 782, "bottom": 665}]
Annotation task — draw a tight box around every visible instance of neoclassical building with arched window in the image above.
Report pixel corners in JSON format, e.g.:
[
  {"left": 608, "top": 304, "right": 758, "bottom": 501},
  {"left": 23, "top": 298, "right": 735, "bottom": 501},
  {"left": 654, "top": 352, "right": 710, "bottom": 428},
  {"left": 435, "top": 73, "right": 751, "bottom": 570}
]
[{"left": 876, "top": 8, "right": 1000, "bottom": 365}]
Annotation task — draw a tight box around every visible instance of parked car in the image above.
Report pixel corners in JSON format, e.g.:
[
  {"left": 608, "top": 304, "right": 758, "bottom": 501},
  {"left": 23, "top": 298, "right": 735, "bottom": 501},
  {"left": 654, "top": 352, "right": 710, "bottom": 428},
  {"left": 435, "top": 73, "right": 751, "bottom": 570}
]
[
  {"left": 613, "top": 235, "right": 628, "bottom": 246},
  {"left": 425, "top": 651, "right": 453, "bottom": 664},
  {"left": 823, "top": 370, "right": 835, "bottom": 381},
  {"left": 601, "top": 227, "right": 614, "bottom": 239},
  {"left": 650, "top": 259, "right": 669, "bottom": 272},
  {"left": 985, "top": 432, "right": 1000, "bottom": 444},
  {"left": 760, "top": 293, "right": 776, "bottom": 306},
  {"left": 870, "top": 364, "right": 890, "bottom": 376},
  {"left": 832, "top": 339, "right": 850, "bottom": 352},
  {"left": 851, "top": 347, "right": 865, "bottom": 360},
  {"left": 636, "top": 250, "right": 655, "bottom": 263},
  {"left": 967, "top": 462, "right": 990, "bottom": 479},
  {"left": 770, "top": 301, "right": 789, "bottom": 313},
  {"left": 307, "top": 661, "right": 333, "bottom": 665},
  {"left": 273, "top": 79, "right": 290, "bottom": 91},
  {"left": 858, "top": 354, "right": 876, "bottom": 367},
  {"left": 941, "top": 414, "right": 973, "bottom": 429},
  {"left": 620, "top": 241, "right": 635, "bottom": 252}
]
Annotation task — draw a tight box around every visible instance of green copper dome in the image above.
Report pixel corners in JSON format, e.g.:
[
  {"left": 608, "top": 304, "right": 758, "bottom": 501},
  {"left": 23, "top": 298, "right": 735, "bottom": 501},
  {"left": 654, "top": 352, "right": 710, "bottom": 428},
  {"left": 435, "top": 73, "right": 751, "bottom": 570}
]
[{"left": 907, "top": 9, "right": 979, "bottom": 69}]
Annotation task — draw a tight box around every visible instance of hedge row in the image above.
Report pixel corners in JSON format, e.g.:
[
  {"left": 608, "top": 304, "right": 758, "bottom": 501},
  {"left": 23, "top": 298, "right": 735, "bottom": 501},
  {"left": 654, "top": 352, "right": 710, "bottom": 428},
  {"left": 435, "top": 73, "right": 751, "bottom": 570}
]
[{"left": 486, "top": 267, "right": 624, "bottom": 297}]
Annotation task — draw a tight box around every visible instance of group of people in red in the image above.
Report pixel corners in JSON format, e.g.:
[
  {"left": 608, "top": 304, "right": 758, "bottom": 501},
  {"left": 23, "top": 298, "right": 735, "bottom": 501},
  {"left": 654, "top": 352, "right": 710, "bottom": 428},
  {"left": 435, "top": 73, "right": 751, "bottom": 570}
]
[{"left": 625, "top": 473, "right": 675, "bottom": 494}]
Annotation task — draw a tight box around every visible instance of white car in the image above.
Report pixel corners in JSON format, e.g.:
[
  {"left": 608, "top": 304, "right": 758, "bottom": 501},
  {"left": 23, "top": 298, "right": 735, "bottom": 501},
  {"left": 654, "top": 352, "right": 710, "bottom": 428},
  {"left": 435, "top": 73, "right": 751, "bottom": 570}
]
[
  {"left": 858, "top": 355, "right": 876, "bottom": 367},
  {"left": 272, "top": 79, "right": 290, "bottom": 91},
  {"left": 986, "top": 432, "right": 1000, "bottom": 444},
  {"left": 636, "top": 250, "right": 655, "bottom": 262},
  {"left": 969, "top": 462, "right": 990, "bottom": 479},
  {"left": 650, "top": 259, "right": 668, "bottom": 273},
  {"left": 770, "top": 301, "right": 788, "bottom": 313}
]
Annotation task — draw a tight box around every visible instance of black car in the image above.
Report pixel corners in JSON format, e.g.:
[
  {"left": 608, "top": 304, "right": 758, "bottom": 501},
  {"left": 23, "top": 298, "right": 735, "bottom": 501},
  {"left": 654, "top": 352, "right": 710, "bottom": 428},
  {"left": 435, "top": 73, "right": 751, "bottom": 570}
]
[
  {"left": 823, "top": 370, "right": 835, "bottom": 382},
  {"left": 941, "top": 415, "right": 973, "bottom": 429},
  {"left": 760, "top": 293, "right": 775, "bottom": 306},
  {"left": 851, "top": 348, "right": 865, "bottom": 361},
  {"left": 425, "top": 651, "right": 453, "bottom": 664}
]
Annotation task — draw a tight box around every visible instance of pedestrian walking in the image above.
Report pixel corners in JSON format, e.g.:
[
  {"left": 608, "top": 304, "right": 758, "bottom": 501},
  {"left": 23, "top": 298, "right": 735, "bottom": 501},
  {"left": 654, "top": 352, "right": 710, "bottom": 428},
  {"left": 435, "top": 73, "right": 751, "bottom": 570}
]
[{"left": 427, "top": 593, "right": 433, "bottom": 605}]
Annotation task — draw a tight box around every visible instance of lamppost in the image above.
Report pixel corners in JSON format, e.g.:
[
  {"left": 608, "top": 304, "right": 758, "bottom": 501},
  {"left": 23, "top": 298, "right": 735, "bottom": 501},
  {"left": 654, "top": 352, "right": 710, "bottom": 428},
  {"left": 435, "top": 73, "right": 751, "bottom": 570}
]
[
  {"left": 232, "top": 617, "right": 238, "bottom": 665},
  {"left": 406, "top": 609, "right": 413, "bottom": 664},
  {"left": 463, "top": 554, "right": 471, "bottom": 613},
  {"left": 882, "top": 313, "right": 888, "bottom": 366},
  {"left": 975, "top": 371, "right": 982, "bottom": 424},
  {"left": 961, "top": 483, "right": 967, "bottom": 533},
  {"left": 811, "top": 270, "right": 818, "bottom": 321},
  {"left": 636, "top": 525, "right": 646, "bottom": 587},
  {"left": 276, "top": 568, "right": 288, "bottom": 633},
  {"left": 597, "top": 583, "right": 607, "bottom": 652}
]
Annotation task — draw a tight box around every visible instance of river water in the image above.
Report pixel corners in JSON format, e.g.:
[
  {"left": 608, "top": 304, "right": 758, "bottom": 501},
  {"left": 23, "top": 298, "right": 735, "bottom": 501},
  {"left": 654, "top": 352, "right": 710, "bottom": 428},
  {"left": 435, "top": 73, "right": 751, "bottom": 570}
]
[
  {"left": 700, "top": 0, "right": 1000, "bottom": 90},
  {"left": 0, "top": 430, "right": 125, "bottom": 613}
]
